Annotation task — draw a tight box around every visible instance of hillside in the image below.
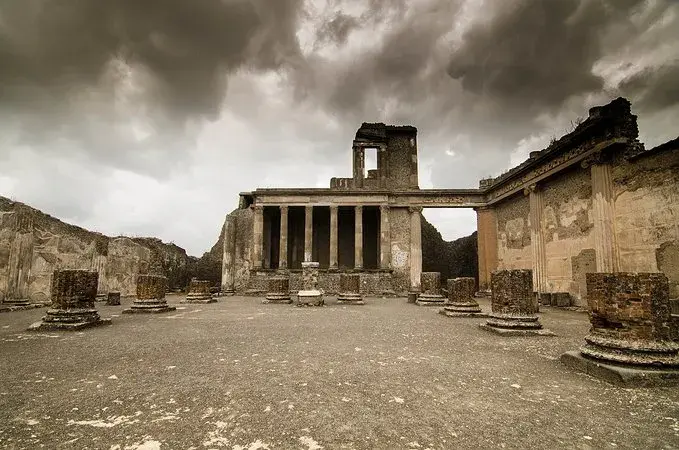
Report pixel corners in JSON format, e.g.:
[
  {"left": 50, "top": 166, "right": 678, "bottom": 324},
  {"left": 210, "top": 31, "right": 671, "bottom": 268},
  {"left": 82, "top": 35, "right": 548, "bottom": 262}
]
[{"left": 421, "top": 216, "right": 478, "bottom": 287}]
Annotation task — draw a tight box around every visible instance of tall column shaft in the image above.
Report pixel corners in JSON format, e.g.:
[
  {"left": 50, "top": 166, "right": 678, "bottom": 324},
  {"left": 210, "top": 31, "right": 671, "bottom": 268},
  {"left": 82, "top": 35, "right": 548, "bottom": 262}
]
[
  {"left": 253, "top": 206, "right": 264, "bottom": 269},
  {"left": 304, "top": 206, "right": 313, "bottom": 262},
  {"left": 279, "top": 206, "right": 288, "bottom": 270},
  {"left": 476, "top": 207, "right": 498, "bottom": 292},
  {"left": 355, "top": 205, "right": 363, "bottom": 269},
  {"left": 329, "top": 206, "right": 338, "bottom": 269},
  {"left": 380, "top": 205, "right": 391, "bottom": 269},
  {"left": 528, "top": 186, "right": 547, "bottom": 294},
  {"left": 591, "top": 163, "right": 620, "bottom": 272},
  {"left": 222, "top": 214, "right": 236, "bottom": 292},
  {"left": 409, "top": 206, "right": 422, "bottom": 291}
]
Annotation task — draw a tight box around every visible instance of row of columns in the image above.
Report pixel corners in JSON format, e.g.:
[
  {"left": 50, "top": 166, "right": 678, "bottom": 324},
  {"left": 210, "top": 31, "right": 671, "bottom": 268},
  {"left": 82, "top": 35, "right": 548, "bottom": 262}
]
[{"left": 252, "top": 205, "right": 393, "bottom": 271}]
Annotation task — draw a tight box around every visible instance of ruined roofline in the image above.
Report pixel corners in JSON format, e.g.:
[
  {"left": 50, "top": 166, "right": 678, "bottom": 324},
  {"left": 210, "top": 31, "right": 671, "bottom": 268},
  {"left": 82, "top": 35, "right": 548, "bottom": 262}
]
[
  {"left": 248, "top": 187, "right": 482, "bottom": 195},
  {"left": 354, "top": 122, "right": 417, "bottom": 142},
  {"left": 629, "top": 136, "right": 679, "bottom": 161},
  {"left": 479, "top": 97, "right": 640, "bottom": 192}
]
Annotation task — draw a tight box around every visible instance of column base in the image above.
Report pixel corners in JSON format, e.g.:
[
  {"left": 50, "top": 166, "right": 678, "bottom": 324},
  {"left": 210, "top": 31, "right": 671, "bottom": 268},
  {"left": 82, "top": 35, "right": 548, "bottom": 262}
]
[
  {"left": 407, "top": 292, "right": 418, "bottom": 304},
  {"left": 296, "top": 290, "right": 324, "bottom": 307},
  {"left": 28, "top": 308, "right": 112, "bottom": 331},
  {"left": 337, "top": 293, "right": 364, "bottom": 305},
  {"left": 560, "top": 351, "right": 679, "bottom": 387},
  {"left": 580, "top": 334, "right": 679, "bottom": 366},
  {"left": 439, "top": 302, "right": 487, "bottom": 318},
  {"left": 181, "top": 294, "right": 217, "bottom": 304},
  {"left": 95, "top": 294, "right": 107, "bottom": 302},
  {"left": 122, "top": 299, "right": 176, "bottom": 314},
  {"left": 3, "top": 298, "right": 30, "bottom": 307},
  {"left": 263, "top": 294, "right": 292, "bottom": 304},
  {"left": 415, "top": 294, "right": 445, "bottom": 306}
]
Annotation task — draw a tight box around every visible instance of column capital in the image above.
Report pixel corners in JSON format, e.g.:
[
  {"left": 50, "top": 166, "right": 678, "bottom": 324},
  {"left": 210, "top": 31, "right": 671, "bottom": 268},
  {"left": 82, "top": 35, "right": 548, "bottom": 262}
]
[
  {"left": 329, "top": 204, "right": 338, "bottom": 211},
  {"left": 523, "top": 183, "right": 539, "bottom": 196},
  {"left": 251, "top": 204, "right": 264, "bottom": 212},
  {"left": 408, "top": 206, "right": 423, "bottom": 213},
  {"left": 355, "top": 204, "right": 363, "bottom": 212},
  {"left": 379, "top": 204, "right": 390, "bottom": 212},
  {"left": 279, "top": 205, "right": 288, "bottom": 212}
]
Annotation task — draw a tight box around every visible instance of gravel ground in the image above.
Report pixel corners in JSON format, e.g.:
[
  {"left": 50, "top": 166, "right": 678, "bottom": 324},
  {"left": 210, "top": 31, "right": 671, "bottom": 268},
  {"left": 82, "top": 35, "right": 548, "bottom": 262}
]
[{"left": 0, "top": 295, "right": 678, "bottom": 450}]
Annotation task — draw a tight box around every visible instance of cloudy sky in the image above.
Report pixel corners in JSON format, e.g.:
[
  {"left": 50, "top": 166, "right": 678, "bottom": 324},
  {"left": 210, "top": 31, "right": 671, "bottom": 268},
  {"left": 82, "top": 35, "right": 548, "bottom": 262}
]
[{"left": 1, "top": 0, "right": 678, "bottom": 256}]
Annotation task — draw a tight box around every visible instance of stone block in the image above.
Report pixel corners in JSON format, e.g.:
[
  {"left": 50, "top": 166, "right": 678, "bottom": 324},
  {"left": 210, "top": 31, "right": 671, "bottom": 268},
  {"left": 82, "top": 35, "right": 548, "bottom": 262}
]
[
  {"left": 123, "top": 275, "right": 176, "bottom": 314},
  {"left": 297, "top": 262, "right": 323, "bottom": 307},
  {"left": 28, "top": 270, "right": 112, "bottom": 331},
  {"left": 183, "top": 279, "right": 216, "bottom": 304},
  {"left": 416, "top": 272, "right": 445, "bottom": 306},
  {"left": 440, "top": 277, "right": 486, "bottom": 318},
  {"left": 480, "top": 269, "right": 553, "bottom": 336},
  {"left": 337, "top": 273, "right": 364, "bottom": 305},
  {"left": 554, "top": 292, "right": 572, "bottom": 307},
  {"left": 264, "top": 276, "right": 292, "bottom": 304},
  {"left": 106, "top": 291, "right": 121, "bottom": 306}
]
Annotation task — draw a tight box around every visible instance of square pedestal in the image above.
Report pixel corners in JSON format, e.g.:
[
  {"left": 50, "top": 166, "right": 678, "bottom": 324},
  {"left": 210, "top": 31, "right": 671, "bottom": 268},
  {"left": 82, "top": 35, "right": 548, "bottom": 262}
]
[
  {"left": 297, "top": 290, "right": 324, "bottom": 307},
  {"left": 478, "top": 323, "right": 556, "bottom": 336},
  {"left": 28, "top": 317, "right": 112, "bottom": 331}
]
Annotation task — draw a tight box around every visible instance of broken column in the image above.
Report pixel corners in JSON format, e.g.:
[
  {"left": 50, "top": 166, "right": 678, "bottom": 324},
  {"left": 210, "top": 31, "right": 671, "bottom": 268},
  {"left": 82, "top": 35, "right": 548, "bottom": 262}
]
[
  {"left": 297, "top": 262, "right": 323, "bottom": 307},
  {"left": 183, "top": 279, "right": 216, "bottom": 304},
  {"left": 416, "top": 272, "right": 445, "bottom": 306},
  {"left": 440, "top": 277, "right": 486, "bottom": 317},
  {"left": 561, "top": 273, "right": 679, "bottom": 386},
  {"left": 28, "top": 270, "right": 112, "bottom": 331},
  {"left": 123, "top": 274, "right": 176, "bottom": 314},
  {"left": 106, "top": 291, "right": 121, "bottom": 306},
  {"left": 479, "top": 269, "right": 554, "bottom": 335},
  {"left": 263, "top": 276, "right": 292, "bottom": 304},
  {"left": 337, "top": 273, "right": 364, "bottom": 305}
]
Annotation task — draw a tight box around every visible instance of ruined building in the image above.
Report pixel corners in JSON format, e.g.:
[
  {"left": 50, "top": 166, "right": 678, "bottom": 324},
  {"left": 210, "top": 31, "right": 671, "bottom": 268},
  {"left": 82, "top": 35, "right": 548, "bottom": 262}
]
[{"left": 222, "top": 98, "right": 679, "bottom": 306}]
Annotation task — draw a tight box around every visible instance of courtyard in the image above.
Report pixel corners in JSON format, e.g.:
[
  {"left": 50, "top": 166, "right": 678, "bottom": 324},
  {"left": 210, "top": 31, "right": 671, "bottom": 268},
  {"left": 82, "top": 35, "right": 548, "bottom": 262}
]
[{"left": 1, "top": 296, "right": 678, "bottom": 449}]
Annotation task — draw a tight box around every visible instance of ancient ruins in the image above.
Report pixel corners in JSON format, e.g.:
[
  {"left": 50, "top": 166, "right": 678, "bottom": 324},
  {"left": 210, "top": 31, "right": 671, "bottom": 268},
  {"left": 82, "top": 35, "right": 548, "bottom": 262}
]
[{"left": 221, "top": 98, "right": 679, "bottom": 311}]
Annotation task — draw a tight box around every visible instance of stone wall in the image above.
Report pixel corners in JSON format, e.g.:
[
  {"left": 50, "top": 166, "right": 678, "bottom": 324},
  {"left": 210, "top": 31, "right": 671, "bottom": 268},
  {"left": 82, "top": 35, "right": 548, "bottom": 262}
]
[
  {"left": 389, "top": 207, "right": 411, "bottom": 293},
  {"left": 613, "top": 138, "right": 679, "bottom": 298},
  {"left": 496, "top": 193, "right": 532, "bottom": 272},
  {"left": 0, "top": 196, "right": 192, "bottom": 302}
]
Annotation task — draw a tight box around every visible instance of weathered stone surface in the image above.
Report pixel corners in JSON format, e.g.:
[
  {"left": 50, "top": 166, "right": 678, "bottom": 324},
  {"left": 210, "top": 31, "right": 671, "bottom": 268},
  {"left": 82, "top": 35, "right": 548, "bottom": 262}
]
[
  {"left": 106, "top": 291, "right": 121, "bottom": 306},
  {"left": 575, "top": 272, "right": 679, "bottom": 367},
  {"left": 264, "top": 276, "right": 292, "bottom": 304},
  {"left": 182, "top": 279, "right": 216, "bottom": 304},
  {"left": 416, "top": 272, "right": 445, "bottom": 306},
  {"left": 480, "top": 270, "right": 554, "bottom": 336},
  {"left": 297, "top": 262, "right": 323, "bottom": 307},
  {"left": 123, "top": 275, "right": 175, "bottom": 314},
  {"left": 28, "top": 270, "right": 111, "bottom": 331},
  {"left": 440, "top": 277, "right": 486, "bottom": 317},
  {"left": 337, "top": 273, "right": 364, "bottom": 305}
]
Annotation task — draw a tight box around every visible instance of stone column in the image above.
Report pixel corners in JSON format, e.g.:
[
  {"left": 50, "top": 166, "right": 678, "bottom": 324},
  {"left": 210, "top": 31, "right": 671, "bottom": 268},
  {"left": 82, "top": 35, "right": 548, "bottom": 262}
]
[
  {"left": 304, "top": 206, "right": 313, "bottom": 262},
  {"left": 28, "top": 270, "right": 112, "bottom": 331},
  {"left": 183, "top": 279, "right": 216, "bottom": 304},
  {"left": 338, "top": 273, "right": 364, "bottom": 305},
  {"left": 479, "top": 269, "right": 553, "bottom": 336},
  {"left": 123, "top": 274, "right": 176, "bottom": 314},
  {"left": 279, "top": 206, "right": 289, "bottom": 270},
  {"left": 591, "top": 163, "right": 620, "bottom": 272},
  {"left": 378, "top": 145, "right": 388, "bottom": 188},
  {"left": 475, "top": 207, "right": 498, "bottom": 293},
  {"left": 106, "top": 291, "right": 121, "bottom": 306},
  {"left": 329, "top": 206, "right": 339, "bottom": 270},
  {"left": 409, "top": 206, "right": 423, "bottom": 292},
  {"left": 440, "top": 277, "right": 486, "bottom": 317},
  {"left": 526, "top": 184, "right": 547, "bottom": 298},
  {"left": 6, "top": 208, "right": 34, "bottom": 306},
  {"left": 561, "top": 273, "right": 679, "bottom": 385},
  {"left": 252, "top": 205, "right": 264, "bottom": 269},
  {"left": 380, "top": 205, "right": 391, "bottom": 270},
  {"left": 297, "top": 262, "right": 323, "bottom": 306},
  {"left": 353, "top": 146, "right": 364, "bottom": 188},
  {"left": 416, "top": 272, "right": 445, "bottom": 306},
  {"left": 354, "top": 205, "right": 363, "bottom": 270},
  {"left": 90, "top": 238, "right": 108, "bottom": 297},
  {"left": 221, "top": 214, "right": 236, "bottom": 295},
  {"left": 264, "top": 275, "right": 292, "bottom": 304}
]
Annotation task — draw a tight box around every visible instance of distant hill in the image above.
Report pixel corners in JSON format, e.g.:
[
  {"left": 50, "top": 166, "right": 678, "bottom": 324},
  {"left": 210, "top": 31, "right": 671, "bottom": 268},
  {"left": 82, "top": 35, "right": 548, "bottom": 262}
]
[{"left": 421, "top": 216, "right": 478, "bottom": 287}]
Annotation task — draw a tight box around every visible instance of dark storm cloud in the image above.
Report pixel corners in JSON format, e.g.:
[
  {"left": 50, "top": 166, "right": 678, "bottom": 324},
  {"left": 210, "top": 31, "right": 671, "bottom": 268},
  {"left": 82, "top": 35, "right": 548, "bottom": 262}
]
[
  {"left": 620, "top": 63, "right": 679, "bottom": 111},
  {"left": 446, "top": 0, "right": 646, "bottom": 113},
  {"left": 315, "top": 12, "right": 360, "bottom": 46}
]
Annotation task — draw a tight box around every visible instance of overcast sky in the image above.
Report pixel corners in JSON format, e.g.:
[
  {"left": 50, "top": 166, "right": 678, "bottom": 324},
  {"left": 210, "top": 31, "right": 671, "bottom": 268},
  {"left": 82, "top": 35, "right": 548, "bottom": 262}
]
[{"left": 1, "top": 0, "right": 678, "bottom": 256}]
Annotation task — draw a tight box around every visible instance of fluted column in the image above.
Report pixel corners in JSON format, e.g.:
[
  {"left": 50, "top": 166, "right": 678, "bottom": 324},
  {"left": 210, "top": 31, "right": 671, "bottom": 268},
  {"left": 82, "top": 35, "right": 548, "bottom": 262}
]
[
  {"left": 253, "top": 205, "right": 264, "bottom": 269},
  {"left": 329, "top": 205, "right": 338, "bottom": 269},
  {"left": 380, "top": 205, "right": 391, "bottom": 269},
  {"left": 355, "top": 205, "right": 363, "bottom": 269},
  {"left": 279, "top": 206, "right": 288, "bottom": 270},
  {"left": 591, "top": 163, "right": 620, "bottom": 272},
  {"left": 527, "top": 184, "right": 547, "bottom": 295},
  {"left": 409, "top": 206, "right": 422, "bottom": 291},
  {"left": 304, "top": 205, "right": 313, "bottom": 262}
]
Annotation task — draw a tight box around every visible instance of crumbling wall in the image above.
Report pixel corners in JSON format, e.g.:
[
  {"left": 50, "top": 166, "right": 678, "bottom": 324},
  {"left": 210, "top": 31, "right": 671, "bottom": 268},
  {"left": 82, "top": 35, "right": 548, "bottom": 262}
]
[
  {"left": 613, "top": 140, "right": 679, "bottom": 298},
  {"left": 541, "top": 165, "right": 594, "bottom": 303},
  {"left": 496, "top": 193, "right": 532, "bottom": 271},
  {"left": 389, "top": 207, "right": 411, "bottom": 293},
  {"left": 232, "top": 207, "right": 254, "bottom": 291}
]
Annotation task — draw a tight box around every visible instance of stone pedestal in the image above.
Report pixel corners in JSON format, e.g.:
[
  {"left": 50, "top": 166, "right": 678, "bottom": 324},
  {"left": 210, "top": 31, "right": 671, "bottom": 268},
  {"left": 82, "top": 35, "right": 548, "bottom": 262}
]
[
  {"left": 560, "top": 273, "right": 679, "bottom": 386},
  {"left": 264, "top": 276, "right": 292, "bottom": 304},
  {"left": 182, "top": 279, "right": 216, "bottom": 304},
  {"left": 297, "top": 262, "right": 323, "bottom": 307},
  {"left": 337, "top": 273, "right": 364, "bottom": 305},
  {"left": 28, "top": 270, "right": 112, "bottom": 331},
  {"left": 3, "top": 298, "right": 30, "bottom": 307},
  {"left": 416, "top": 272, "right": 445, "bottom": 306},
  {"left": 407, "top": 291, "right": 418, "bottom": 304},
  {"left": 479, "top": 269, "right": 554, "bottom": 336},
  {"left": 106, "top": 291, "right": 121, "bottom": 306},
  {"left": 440, "top": 277, "right": 486, "bottom": 317},
  {"left": 123, "top": 275, "right": 176, "bottom": 314}
]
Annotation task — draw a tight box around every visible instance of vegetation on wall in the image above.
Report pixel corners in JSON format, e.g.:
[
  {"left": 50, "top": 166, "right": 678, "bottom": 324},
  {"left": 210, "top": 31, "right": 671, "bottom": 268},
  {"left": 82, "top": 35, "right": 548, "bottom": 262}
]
[{"left": 421, "top": 216, "right": 478, "bottom": 288}]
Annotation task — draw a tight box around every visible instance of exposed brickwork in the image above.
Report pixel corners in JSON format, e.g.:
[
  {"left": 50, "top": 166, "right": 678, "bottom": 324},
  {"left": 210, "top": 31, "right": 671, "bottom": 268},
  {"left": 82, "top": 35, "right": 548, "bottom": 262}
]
[
  {"left": 106, "top": 291, "right": 121, "bottom": 306},
  {"left": 490, "top": 269, "right": 536, "bottom": 315},
  {"left": 297, "top": 262, "right": 323, "bottom": 307},
  {"left": 580, "top": 272, "right": 679, "bottom": 366},
  {"left": 183, "top": 279, "right": 215, "bottom": 304},
  {"left": 421, "top": 272, "right": 441, "bottom": 295},
  {"left": 338, "top": 273, "right": 364, "bottom": 305},
  {"left": 123, "top": 274, "right": 175, "bottom": 314},
  {"left": 440, "top": 277, "right": 484, "bottom": 317},
  {"left": 264, "top": 276, "right": 292, "bottom": 304}
]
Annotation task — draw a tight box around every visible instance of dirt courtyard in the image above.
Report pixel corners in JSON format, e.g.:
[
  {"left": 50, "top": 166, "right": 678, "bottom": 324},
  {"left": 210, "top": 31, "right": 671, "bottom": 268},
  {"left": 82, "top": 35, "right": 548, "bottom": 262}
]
[{"left": 1, "top": 295, "right": 678, "bottom": 449}]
